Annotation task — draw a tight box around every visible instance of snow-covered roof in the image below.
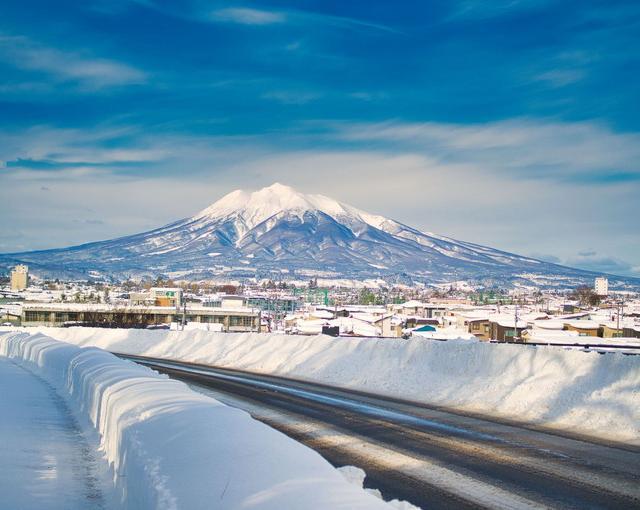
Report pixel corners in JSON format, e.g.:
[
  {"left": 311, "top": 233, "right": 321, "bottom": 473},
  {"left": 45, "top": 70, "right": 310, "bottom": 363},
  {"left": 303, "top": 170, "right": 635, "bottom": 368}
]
[
  {"left": 327, "top": 317, "right": 381, "bottom": 336},
  {"left": 564, "top": 320, "right": 602, "bottom": 329},
  {"left": 401, "top": 300, "right": 425, "bottom": 308},
  {"left": 554, "top": 312, "right": 591, "bottom": 320},
  {"left": 309, "top": 309, "right": 334, "bottom": 319},
  {"left": 530, "top": 319, "right": 565, "bottom": 330},
  {"left": 525, "top": 328, "right": 580, "bottom": 339},
  {"left": 458, "top": 311, "right": 491, "bottom": 321},
  {"left": 349, "top": 312, "right": 380, "bottom": 323},
  {"left": 488, "top": 314, "right": 528, "bottom": 328}
]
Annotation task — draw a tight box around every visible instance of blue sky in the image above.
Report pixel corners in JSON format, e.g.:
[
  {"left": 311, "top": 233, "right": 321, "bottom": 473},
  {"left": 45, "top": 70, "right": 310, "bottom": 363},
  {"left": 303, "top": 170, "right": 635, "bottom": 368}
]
[{"left": 1, "top": 0, "right": 639, "bottom": 276}]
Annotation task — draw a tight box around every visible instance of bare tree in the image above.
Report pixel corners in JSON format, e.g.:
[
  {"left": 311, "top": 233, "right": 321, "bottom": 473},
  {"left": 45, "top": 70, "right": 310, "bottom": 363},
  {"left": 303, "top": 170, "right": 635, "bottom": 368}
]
[{"left": 572, "top": 285, "right": 601, "bottom": 307}]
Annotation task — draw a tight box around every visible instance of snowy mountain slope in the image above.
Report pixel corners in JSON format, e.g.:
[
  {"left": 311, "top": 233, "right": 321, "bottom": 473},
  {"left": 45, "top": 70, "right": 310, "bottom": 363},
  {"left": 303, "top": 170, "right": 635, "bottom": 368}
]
[{"left": 1, "top": 183, "right": 636, "bottom": 288}]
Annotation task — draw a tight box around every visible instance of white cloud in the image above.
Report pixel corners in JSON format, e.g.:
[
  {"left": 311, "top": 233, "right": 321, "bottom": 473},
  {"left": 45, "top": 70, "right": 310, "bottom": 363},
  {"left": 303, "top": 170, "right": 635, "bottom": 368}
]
[
  {"left": 534, "top": 69, "right": 586, "bottom": 87},
  {"left": 334, "top": 118, "right": 640, "bottom": 183},
  {"left": 565, "top": 252, "right": 636, "bottom": 275},
  {"left": 189, "top": 4, "right": 397, "bottom": 33},
  {"left": 209, "top": 7, "right": 286, "bottom": 25},
  {"left": 449, "top": 0, "right": 549, "bottom": 20},
  {"left": 0, "top": 125, "right": 170, "bottom": 169},
  {"left": 262, "top": 90, "right": 321, "bottom": 105},
  {"left": 0, "top": 34, "right": 146, "bottom": 89}
]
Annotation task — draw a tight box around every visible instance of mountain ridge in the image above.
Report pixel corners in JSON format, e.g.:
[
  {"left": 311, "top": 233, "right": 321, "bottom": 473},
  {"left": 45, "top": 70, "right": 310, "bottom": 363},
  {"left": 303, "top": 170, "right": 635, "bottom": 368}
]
[{"left": 1, "top": 183, "right": 637, "bottom": 289}]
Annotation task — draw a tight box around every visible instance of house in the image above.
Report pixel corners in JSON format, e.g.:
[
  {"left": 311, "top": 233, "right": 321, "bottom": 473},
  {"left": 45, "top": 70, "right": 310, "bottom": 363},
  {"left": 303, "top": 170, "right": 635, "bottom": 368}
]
[
  {"left": 373, "top": 314, "right": 403, "bottom": 337},
  {"left": 563, "top": 320, "right": 602, "bottom": 337},
  {"left": 397, "top": 300, "right": 425, "bottom": 316},
  {"left": 326, "top": 316, "right": 380, "bottom": 337},
  {"left": 403, "top": 316, "right": 439, "bottom": 329},
  {"left": 521, "top": 329, "right": 600, "bottom": 345},
  {"left": 391, "top": 301, "right": 448, "bottom": 319},
  {"left": 623, "top": 326, "right": 640, "bottom": 339},
  {"left": 309, "top": 309, "right": 334, "bottom": 320},
  {"left": 344, "top": 312, "right": 402, "bottom": 337},
  {"left": 489, "top": 317, "right": 527, "bottom": 342},
  {"left": 601, "top": 324, "right": 623, "bottom": 338},
  {"left": 529, "top": 319, "right": 565, "bottom": 331},
  {"left": 468, "top": 318, "right": 492, "bottom": 340}
]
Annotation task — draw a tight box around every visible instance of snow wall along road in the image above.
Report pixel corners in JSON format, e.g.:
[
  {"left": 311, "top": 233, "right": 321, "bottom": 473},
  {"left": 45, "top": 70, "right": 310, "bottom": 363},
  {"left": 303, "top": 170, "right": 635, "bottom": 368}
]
[
  {"left": 0, "top": 331, "right": 390, "bottom": 510},
  {"left": 25, "top": 327, "right": 640, "bottom": 445}
]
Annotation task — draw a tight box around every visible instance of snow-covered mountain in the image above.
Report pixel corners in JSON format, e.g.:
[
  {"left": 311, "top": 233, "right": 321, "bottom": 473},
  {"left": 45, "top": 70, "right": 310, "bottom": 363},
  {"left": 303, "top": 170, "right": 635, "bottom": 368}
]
[{"left": 1, "top": 183, "right": 636, "bottom": 288}]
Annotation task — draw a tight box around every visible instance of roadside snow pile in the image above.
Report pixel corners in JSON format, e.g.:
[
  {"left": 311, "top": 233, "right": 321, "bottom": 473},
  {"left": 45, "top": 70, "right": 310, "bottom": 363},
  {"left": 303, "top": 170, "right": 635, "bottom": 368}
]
[
  {"left": 0, "top": 331, "right": 390, "bottom": 510},
  {"left": 21, "top": 327, "right": 640, "bottom": 445}
]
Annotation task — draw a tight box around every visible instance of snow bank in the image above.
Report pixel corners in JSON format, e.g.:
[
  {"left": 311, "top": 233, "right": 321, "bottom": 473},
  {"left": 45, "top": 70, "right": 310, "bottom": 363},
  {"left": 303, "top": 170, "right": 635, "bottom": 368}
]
[
  {"left": 17, "top": 327, "right": 640, "bottom": 445},
  {"left": 0, "top": 331, "right": 389, "bottom": 510}
]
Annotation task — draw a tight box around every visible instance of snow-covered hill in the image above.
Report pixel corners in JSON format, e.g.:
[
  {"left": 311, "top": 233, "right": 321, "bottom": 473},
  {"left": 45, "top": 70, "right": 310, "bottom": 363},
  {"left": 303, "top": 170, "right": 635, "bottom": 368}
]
[{"left": 0, "top": 183, "right": 636, "bottom": 288}]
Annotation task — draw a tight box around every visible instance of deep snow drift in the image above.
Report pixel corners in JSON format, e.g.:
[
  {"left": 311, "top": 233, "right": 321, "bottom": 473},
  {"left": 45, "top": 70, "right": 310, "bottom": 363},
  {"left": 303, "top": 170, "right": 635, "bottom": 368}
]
[
  {"left": 0, "top": 331, "right": 390, "bottom": 509},
  {"left": 23, "top": 327, "right": 640, "bottom": 445}
]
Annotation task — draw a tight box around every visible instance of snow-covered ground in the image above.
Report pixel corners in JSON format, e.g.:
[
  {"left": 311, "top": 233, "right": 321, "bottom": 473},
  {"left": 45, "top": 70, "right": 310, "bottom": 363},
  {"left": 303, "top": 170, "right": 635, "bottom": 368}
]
[
  {"left": 21, "top": 327, "right": 640, "bottom": 445},
  {"left": 0, "top": 331, "right": 391, "bottom": 509}
]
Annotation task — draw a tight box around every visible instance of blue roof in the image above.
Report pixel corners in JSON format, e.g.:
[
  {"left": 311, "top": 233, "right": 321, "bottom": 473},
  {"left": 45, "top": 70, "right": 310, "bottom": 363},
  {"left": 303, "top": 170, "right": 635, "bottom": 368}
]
[{"left": 414, "top": 325, "right": 436, "bottom": 332}]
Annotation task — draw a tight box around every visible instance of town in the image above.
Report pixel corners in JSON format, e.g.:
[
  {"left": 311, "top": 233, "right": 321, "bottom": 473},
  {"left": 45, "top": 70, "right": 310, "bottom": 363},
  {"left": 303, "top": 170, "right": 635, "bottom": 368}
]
[{"left": 2, "top": 265, "right": 638, "bottom": 351}]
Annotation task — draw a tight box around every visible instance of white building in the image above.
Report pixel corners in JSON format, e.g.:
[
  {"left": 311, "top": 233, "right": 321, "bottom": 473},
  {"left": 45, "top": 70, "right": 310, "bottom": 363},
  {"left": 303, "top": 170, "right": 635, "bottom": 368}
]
[
  {"left": 595, "top": 277, "right": 608, "bottom": 297},
  {"left": 10, "top": 265, "right": 29, "bottom": 291}
]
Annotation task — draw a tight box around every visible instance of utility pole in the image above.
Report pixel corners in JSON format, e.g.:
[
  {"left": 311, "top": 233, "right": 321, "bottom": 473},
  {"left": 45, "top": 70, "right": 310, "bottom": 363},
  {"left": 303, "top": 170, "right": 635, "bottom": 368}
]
[
  {"left": 616, "top": 299, "right": 624, "bottom": 337},
  {"left": 514, "top": 296, "right": 519, "bottom": 342}
]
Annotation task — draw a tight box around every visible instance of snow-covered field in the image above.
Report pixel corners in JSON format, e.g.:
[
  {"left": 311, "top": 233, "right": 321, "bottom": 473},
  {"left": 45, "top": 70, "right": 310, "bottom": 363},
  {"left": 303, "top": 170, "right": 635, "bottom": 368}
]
[
  {"left": 0, "top": 331, "right": 391, "bottom": 509},
  {"left": 20, "top": 326, "right": 640, "bottom": 445}
]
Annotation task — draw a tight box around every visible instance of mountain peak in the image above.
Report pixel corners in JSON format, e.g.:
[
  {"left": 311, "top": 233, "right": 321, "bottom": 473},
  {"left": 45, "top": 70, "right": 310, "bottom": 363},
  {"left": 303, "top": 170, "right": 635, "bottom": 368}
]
[
  {"left": 195, "top": 182, "right": 348, "bottom": 226},
  {"left": 194, "top": 182, "right": 394, "bottom": 238}
]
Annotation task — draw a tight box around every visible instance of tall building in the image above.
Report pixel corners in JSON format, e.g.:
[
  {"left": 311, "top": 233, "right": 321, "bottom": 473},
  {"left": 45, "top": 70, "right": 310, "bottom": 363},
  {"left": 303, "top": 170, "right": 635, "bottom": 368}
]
[
  {"left": 594, "top": 276, "right": 608, "bottom": 297},
  {"left": 10, "top": 264, "right": 29, "bottom": 291}
]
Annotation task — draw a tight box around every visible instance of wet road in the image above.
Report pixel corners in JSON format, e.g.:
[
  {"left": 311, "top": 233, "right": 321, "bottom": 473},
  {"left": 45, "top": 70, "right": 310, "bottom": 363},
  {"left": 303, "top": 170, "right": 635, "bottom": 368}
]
[
  {"left": 122, "top": 353, "right": 640, "bottom": 510},
  {"left": 0, "top": 357, "right": 110, "bottom": 510}
]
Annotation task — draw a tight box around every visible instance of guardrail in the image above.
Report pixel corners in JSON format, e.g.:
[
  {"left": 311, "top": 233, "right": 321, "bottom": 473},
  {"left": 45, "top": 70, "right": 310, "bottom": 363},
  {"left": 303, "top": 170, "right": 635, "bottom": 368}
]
[{"left": 490, "top": 339, "right": 640, "bottom": 353}]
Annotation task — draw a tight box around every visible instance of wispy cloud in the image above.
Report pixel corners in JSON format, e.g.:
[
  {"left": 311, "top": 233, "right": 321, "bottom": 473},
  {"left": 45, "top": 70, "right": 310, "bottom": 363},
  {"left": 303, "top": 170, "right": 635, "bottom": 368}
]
[
  {"left": 448, "top": 0, "right": 549, "bottom": 20},
  {"left": 529, "top": 250, "right": 640, "bottom": 275},
  {"left": 262, "top": 90, "right": 321, "bottom": 105},
  {"left": 566, "top": 251, "right": 639, "bottom": 275},
  {"left": 154, "top": 2, "right": 399, "bottom": 33},
  {"left": 294, "top": 11, "right": 400, "bottom": 34},
  {"left": 209, "top": 7, "right": 286, "bottom": 25},
  {"left": 333, "top": 119, "right": 640, "bottom": 184},
  {"left": 0, "top": 34, "right": 146, "bottom": 90},
  {"left": 0, "top": 125, "right": 165, "bottom": 172},
  {"left": 534, "top": 69, "right": 585, "bottom": 87}
]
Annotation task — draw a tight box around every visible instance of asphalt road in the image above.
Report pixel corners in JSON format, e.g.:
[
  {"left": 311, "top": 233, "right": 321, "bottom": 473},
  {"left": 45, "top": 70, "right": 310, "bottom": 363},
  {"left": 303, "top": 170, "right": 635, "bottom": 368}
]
[{"left": 120, "top": 353, "right": 640, "bottom": 510}]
